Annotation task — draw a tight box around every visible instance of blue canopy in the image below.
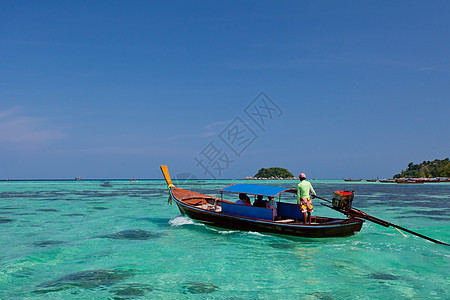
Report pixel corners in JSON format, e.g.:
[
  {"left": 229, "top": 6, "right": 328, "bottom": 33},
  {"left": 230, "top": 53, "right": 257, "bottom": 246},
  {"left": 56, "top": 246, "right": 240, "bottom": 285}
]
[{"left": 220, "top": 183, "right": 294, "bottom": 197}]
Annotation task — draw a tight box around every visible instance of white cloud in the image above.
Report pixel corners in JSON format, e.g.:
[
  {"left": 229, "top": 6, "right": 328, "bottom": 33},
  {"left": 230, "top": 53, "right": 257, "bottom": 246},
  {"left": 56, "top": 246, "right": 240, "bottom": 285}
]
[
  {"left": 0, "top": 107, "right": 67, "bottom": 147},
  {"left": 0, "top": 107, "right": 20, "bottom": 119},
  {"left": 205, "top": 121, "right": 229, "bottom": 128},
  {"left": 416, "top": 63, "right": 449, "bottom": 71}
]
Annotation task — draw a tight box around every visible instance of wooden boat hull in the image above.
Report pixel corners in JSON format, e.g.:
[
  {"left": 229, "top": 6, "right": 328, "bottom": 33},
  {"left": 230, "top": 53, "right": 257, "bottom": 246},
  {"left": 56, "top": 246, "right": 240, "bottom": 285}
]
[
  {"left": 170, "top": 187, "right": 364, "bottom": 238},
  {"left": 395, "top": 179, "right": 424, "bottom": 184}
]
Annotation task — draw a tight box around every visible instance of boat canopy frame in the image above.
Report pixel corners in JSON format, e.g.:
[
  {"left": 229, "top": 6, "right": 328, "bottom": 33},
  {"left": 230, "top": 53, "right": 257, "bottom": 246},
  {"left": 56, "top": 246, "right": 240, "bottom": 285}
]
[{"left": 219, "top": 183, "right": 296, "bottom": 198}]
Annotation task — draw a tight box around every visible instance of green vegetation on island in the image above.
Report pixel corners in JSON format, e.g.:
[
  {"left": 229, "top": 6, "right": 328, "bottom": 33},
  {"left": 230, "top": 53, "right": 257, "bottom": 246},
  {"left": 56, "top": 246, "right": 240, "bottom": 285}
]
[
  {"left": 253, "top": 167, "right": 295, "bottom": 179},
  {"left": 394, "top": 158, "right": 450, "bottom": 178}
]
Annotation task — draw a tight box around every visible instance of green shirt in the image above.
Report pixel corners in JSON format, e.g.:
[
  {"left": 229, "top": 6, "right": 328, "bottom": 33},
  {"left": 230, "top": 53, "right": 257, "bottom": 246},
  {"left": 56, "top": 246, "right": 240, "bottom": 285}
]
[{"left": 297, "top": 180, "right": 316, "bottom": 203}]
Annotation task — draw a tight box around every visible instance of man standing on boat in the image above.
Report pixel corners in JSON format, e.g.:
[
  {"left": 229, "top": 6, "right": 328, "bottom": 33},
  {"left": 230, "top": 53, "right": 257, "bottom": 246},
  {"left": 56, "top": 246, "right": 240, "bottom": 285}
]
[{"left": 297, "top": 173, "right": 316, "bottom": 224}]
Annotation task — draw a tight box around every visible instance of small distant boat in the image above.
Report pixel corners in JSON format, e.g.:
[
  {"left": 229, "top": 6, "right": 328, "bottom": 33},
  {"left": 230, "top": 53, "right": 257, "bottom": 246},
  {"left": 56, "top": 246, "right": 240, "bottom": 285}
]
[
  {"left": 379, "top": 179, "right": 395, "bottom": 183},
  {"left": 75, "top": 177, "right": 83, "bottom": 181},
  {"left": 130, "top": 179, "right": 137, "bottom": 182},
  {"left": 395, "top": 179, "right": 424, "bottom": 184},
  {"left": 161, "top": 165, "right": 363, "bottom": 238},
  {"left": 344, "top": 178, "right": 362, "bottom": 182},
  {"left": 365, "top": 179, "right": 378, "bottom": 182},
  {"left": 423, "top": 178, "right": 441, "bottom": 183}
]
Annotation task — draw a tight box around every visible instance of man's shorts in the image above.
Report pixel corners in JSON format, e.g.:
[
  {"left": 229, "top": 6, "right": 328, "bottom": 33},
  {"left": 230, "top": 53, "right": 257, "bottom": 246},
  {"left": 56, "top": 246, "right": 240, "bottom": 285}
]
[{"left": 300, "top": 197, "right": 313, "bottom": 213}]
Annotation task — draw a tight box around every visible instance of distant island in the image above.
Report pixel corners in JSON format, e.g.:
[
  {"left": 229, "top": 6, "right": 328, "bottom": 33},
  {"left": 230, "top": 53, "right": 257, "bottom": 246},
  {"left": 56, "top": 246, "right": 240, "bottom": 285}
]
[
  {"left": 394, "top": 158, "right": 450, "bottom": 178},
  {"left": 241, "top": 159, "right": 450, "bottom": 181},
  {"left": 244, "top": 167, "right": 296, "bottom": 180}
]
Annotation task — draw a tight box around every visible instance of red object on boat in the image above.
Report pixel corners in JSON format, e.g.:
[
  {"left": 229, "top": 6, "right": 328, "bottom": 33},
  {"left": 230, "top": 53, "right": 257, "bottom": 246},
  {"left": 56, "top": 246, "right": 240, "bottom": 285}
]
[
  {"left": 332, "top": 191, "right": 354, "bottom": 209},
  {"left": 334, "top": 191, "right": 354, "bottom": 196}
]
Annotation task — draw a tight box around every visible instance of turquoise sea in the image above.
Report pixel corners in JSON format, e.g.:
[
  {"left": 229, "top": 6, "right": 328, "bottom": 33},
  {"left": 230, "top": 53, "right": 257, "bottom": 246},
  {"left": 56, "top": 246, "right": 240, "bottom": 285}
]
[{"left": 0, "top": 179, "right": 449, "bottom": 299}]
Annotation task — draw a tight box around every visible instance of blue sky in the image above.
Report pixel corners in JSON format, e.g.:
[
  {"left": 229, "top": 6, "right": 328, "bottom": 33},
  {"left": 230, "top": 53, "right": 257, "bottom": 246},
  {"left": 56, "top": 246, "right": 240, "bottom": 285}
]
[{"left": 1, "top": 1, "right": 449, "bottom": 179}]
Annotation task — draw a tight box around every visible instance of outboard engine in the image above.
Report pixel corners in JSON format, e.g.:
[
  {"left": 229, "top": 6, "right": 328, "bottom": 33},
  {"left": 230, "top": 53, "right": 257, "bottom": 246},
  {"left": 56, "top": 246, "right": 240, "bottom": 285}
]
[{"left": 332, "top": 190, "right": 354, "bottom": 210}]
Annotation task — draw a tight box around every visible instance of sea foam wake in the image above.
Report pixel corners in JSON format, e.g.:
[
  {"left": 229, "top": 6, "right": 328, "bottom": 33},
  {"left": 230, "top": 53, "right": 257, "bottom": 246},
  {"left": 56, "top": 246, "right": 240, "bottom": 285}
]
[{"left": 168, "top": 216, "right": 195, "bottom": 226}]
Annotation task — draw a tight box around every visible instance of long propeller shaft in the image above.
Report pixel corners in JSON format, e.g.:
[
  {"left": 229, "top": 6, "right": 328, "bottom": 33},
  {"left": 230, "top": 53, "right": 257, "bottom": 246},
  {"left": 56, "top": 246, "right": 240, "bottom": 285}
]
[{"left": 317, "top": 196, "right": 449, "bottom": 246}]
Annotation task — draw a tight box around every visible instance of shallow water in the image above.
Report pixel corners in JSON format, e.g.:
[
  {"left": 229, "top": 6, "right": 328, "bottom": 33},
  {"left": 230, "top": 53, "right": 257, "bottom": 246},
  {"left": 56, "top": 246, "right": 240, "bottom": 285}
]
[{"left": 0, "top": 179, "right": 449, "bottom": 299}]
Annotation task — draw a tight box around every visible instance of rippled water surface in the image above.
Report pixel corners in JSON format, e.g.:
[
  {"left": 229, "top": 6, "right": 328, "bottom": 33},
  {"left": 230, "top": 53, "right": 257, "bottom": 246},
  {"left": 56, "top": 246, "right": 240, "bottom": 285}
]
[{"left": 0, "top": 179, "right": 449, "bottom": 299}]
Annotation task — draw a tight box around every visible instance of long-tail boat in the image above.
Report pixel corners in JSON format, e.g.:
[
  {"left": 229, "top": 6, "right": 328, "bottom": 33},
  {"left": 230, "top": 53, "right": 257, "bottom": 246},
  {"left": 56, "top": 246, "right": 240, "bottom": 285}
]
[
  {"left": 379, "top": 179, "right": 395, "bottom": 183},
  {"left": 160, "top": 165, "right": 363, "bottom": 238},
  {"left": 344, "top": 178, "right": 362, "bottom": 182},
  {"left": 395, "top": 179, "right": 424, "bottom": 184}
]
